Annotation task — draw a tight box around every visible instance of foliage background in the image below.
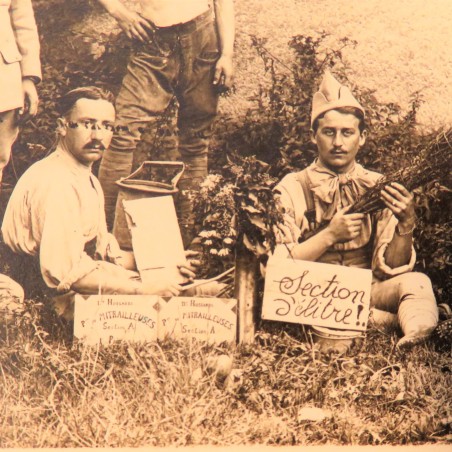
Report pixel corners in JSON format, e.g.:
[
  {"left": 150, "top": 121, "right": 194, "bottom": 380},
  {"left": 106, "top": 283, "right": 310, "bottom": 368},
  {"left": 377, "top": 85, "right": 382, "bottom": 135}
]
[
  {"left": 0, "top": 0, "right": 451, "bottom": 447},
  {"left": 7, "top": 0, "right": 450, "bottom": 304}
]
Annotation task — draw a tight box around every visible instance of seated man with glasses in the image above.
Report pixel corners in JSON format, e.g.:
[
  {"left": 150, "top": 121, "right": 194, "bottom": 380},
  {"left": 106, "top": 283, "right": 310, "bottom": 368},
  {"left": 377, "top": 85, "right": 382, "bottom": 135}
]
[{"left": 1, "top": 87, "right": 216, "bottom": 315}]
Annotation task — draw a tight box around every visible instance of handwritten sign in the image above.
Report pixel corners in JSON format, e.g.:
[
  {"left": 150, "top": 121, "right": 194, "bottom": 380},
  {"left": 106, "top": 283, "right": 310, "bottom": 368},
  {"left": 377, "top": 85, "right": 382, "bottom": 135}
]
[
  {"left": 262, "top": 258, "right": 372, "bottom": 331},
  {"left": 74, "top": 295, "right": 237, "bottom": 345},
  {"left": 157, "top": 297, "right": 237, "bottom": 344},
  {"left": 73, "top": 294, "right": 160, "bottom": 345}
]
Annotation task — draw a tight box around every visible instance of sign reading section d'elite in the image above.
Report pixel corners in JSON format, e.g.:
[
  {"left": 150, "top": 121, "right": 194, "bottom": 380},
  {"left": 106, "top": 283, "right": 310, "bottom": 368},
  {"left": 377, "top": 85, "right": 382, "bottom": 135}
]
[{"left": 262, "top": 257, "right": 372, "bottom": 331}]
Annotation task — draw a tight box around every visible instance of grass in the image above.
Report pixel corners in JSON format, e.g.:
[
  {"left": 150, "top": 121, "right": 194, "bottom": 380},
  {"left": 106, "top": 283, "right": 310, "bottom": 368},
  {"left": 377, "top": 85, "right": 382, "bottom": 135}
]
[
  {"left": 0, "top": 306, "right": 450, "bottom": 447},
  {"left": 1, "top": 1, "right": 450, "bottom": 447}
]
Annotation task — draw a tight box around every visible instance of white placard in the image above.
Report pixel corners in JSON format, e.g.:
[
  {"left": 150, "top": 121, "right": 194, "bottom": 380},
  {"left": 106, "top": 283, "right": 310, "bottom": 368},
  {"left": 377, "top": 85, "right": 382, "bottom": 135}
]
[
  {"left": 157, "top": 296, "right": 237, "bottom": 344},
  {"left": 122, "top": 196, "right": 187, "bottom": 284},
  {"left": 74, "top": 295, "right": 237, "bottom": 345},
  {"left": 262, "top": 258, "right": 372, "bottom": 331},
  {"left": 73, "top": 294, "right": 160, "bottom": 345}
]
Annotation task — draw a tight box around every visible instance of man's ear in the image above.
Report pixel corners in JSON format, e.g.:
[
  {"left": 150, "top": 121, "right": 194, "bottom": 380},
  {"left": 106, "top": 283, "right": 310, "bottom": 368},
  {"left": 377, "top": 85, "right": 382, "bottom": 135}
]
[
  {"left": 359, "top": 129, "right": 368, "bottom": 147},
  {"left": 56, "top": 118, "right": 67, "bottom": 137},
  {"left": 310, "top": 129, "right": 317, "bottom": 145}
]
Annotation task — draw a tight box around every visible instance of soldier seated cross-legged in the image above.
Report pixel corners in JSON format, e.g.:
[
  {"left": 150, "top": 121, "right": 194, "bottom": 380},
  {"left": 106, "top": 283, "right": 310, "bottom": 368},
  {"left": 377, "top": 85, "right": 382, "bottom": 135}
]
[
  {"left": 273, "top": 72, "right": 448, "bottom": 353},
  {"left": 1, "top": 87, "right": 223, "bottom": 321}
]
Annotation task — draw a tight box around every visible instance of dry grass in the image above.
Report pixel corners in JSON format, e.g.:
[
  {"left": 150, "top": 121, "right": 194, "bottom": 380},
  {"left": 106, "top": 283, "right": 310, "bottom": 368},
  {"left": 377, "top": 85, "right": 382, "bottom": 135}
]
[
  {"left": 1, "top": 1, "right": 450, "bottom": 447},
  {"left": 0, "top": 310, "right": 450, "bottom": 447}
]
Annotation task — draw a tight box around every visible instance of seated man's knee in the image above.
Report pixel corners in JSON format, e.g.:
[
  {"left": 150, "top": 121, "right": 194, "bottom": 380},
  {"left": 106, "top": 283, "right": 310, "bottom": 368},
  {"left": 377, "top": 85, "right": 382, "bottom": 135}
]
[
  {"left": 0, "top": 274, "right": 24, "bottom": 303},
  {"left": 398, "top": 272, "right": 434, "bottom": 299},
  {"left": 400, "top": 271, "right": 432, "bottom": 289}
]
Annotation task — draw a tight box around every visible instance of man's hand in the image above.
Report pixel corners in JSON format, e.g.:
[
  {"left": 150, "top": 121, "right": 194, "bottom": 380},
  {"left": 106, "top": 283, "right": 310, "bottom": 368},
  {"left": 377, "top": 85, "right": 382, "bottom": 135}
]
[
  {"left": 213, "top": 54, "right": 233, "bottom": 91},
  {"left": 18, "top": 78, "right": 39, "bottom": 124},
  {"left": 177, "top": 251, "right": 201, "bottom": 283},
  {"left": 113, "top": 7, "right": 153, "bottom": 42},
  {"left": 142, "top": 279, "right": 183, "bottom": 297},
  {"left": 184, "top": 250, "right": 201, "bottom": 268},
  {"left": 380, "top": 182, "right": 416, "bottom": 232},
  {"left": 326, "top": 206, "right": 366, "bottom": 243}
]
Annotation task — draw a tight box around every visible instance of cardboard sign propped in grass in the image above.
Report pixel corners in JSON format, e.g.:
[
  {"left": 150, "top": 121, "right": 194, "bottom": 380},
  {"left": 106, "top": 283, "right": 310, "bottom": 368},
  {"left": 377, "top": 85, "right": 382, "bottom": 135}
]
[
  {"left": 73, "top": 294, "right": 160, "bottom": 345},
  {"left": 157, "top": 296, "right": 237, "bottom": 344},
  {"left": 73, "top": 294, "right": 237, "bottom": 345},
  {"left": 122, "top": 195, "right": 187, "bottom": 285},
  {"left": 262, "top": 258, "right": 372, "bottom": 331}
]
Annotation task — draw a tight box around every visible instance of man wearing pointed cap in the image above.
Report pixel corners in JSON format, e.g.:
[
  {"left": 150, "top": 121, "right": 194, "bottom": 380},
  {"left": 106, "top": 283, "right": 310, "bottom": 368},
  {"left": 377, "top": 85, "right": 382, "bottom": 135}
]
[{"left": 274, "top": 72, "right": 439, "bottom": 352}]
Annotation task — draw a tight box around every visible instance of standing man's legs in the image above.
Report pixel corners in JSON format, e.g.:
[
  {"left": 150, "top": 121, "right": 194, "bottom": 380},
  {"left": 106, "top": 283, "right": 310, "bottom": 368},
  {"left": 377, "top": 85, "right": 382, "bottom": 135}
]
[
  {"left": 0, "top": 110, "right": 19, "bottom": 185},
  {"left": 98, "top": 40, "right": 178, "bottom": 229},
  {"left": 99, "top": 10, "right": 221, "bottom": 243},
  {"left": 176, "top": 11, "right": 220, "bottom": 245}
]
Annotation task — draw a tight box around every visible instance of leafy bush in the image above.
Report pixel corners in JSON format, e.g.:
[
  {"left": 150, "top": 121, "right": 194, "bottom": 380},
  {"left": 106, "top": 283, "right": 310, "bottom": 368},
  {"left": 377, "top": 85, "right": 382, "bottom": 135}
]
[
  {"left": 193, "top": 154, "right": 284, "bottom": 277},
  {"left": 4, "top": 3, "right": 450, "bottom": 305},
  {"left": 196, "top": 33, "right": 451, "bottom": 305}
]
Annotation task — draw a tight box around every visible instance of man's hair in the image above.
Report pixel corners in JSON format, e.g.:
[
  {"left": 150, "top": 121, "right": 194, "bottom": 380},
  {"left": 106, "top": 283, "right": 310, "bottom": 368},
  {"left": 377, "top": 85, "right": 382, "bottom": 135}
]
[
  {"left": 56, "top": 86, "right": 115, "bottom": 117},
  {"left": 311, "top": 106, "right": 366, "bottom": 134}
]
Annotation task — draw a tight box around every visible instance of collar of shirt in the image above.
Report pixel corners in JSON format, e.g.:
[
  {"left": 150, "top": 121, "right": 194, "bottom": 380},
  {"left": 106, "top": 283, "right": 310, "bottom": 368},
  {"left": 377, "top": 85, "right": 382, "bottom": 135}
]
[
  {"left": 305, "top": 159, "right": 384, "bottom": 252},
  {"left": 307, "top": 159, "right": 378, "bottom": 220},
  {"left": 53, "top": 147, "right": 94, "bottom": 180}
]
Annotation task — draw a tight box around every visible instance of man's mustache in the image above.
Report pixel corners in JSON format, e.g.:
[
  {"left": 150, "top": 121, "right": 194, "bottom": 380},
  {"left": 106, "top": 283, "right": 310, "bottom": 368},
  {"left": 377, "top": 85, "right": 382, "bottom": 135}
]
[{"left": 83, "top": 141, "right": 106, "bottom": 150}]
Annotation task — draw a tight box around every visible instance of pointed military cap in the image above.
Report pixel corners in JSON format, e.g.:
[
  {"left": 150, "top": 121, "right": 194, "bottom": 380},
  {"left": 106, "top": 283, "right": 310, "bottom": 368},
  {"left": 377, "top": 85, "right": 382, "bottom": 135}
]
[{"left": 311, "top": 71, "right": 365, "bottom": 125}]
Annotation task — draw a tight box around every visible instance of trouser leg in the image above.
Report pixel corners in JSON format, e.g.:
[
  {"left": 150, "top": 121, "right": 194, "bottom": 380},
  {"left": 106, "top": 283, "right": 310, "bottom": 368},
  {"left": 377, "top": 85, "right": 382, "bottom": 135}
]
[
  {"left": 98, "top": 43, "right": 177, "bottom": 230},
  {"left": 0, "top": 110, "right": 19, "bottom": 185},
  {"left": 176, "top": 31, "right": 219, "bottom": 245},
  {"left": 371, "top": 272, "right": 438, "bottom": 345},
  {"left": 177, "top": 153, "right": 209, "bottom": 246}
]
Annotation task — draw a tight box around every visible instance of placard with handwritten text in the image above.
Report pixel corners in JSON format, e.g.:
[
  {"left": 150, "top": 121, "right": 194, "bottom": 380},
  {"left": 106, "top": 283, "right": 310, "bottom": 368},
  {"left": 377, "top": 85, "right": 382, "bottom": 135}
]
[
  {"left": 74, "top": 295, "right": 237, "bottom": 345},
  {"left": 262, "top": 258, "right": 372, "bottom": 331},
  {"left": 157, "top": 297, "right": 237, "bottom": 344},
  {"left": 74, "top": 294, "right": 160, "bottom": 345}
]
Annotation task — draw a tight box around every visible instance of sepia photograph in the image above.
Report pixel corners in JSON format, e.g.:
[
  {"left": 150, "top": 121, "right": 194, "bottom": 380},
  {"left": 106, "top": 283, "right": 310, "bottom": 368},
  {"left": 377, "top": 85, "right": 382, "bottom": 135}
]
[{"left": 0, "top": 0, "right": 451, "bottom": 448}]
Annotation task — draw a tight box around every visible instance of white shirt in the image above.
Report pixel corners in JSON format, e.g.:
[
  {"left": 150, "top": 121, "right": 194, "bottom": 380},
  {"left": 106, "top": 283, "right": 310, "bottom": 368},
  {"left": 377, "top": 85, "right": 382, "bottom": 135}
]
[
  {"left": 275, "top": 160, "right": 416, "bottom": 280},
  {"left": 2, "top": 148, "right": 121, "bottom": 291}
]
